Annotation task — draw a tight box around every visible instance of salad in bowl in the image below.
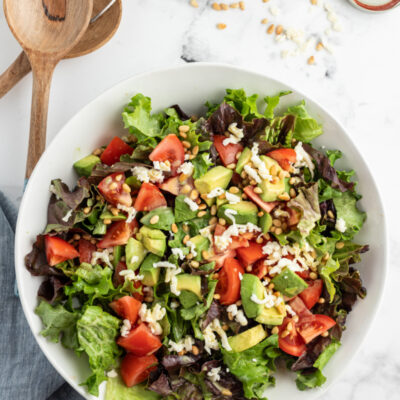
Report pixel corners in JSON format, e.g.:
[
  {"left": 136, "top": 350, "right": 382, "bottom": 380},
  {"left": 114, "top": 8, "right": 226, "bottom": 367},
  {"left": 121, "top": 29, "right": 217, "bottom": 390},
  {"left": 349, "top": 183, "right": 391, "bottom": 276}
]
[{"left": 25, "top": 88, "right": 368, "bottom": 400}]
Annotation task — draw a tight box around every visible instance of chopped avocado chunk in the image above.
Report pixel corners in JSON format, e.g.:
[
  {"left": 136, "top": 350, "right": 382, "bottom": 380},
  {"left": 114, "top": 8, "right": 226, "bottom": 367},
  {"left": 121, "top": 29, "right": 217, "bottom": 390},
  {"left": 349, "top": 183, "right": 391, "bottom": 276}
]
[
  {"left": 235, "top": 147, "right": 252, "bottom": 174},
  {"left": 255, "top": 295, "right": 286, "bottom": 326},
  {"left": 100, "top": 209, "right": 127, "bottom": 221},
  {"left": 258, "top": 155, "right": 285, "bottom": 202},
  {"left": 140, "top": 207, "right": 175, "bottom": 230},
  {"left": 137, "top": 226, "right": 166, "bottom": 257},
  {"left": 228, "top": 324, "right": 267, "bottom": 353},
  {"left": 126, "top": 238, "right": 146, "bottom": 270},
  {"left": 259, "top": 212, "right": 272, "bottom": 234},
  {"left": 217, "top": 201, "right": 258, "bottom": 225},
  {"left": 139, "top": 253, "right": 161, "bottom": 286},
  {"left": 176, "top": 274, "right": 202, "bottom": 299},
  {"left": 73, "top": 154, "right": 100, "bottom": 177},
  {"left": 272, "top": 268, "right": 308, "bottom": 297},
  {"left": 174, "top": 195, "right": 198, "bottom": 223},
  {"left": 179, "top": 290, "right": 199, "bottom": 308},
  {"left": 240, "top": 274, "right": 265, "bottom": 318},
  {"left": 188, "top": 235, "right": 210, "bottom": 261},
  {"left": 194, "top": 166, "right": 233, "bottom": 195},
  {"left": 106, "top": 376, "right": 160, "bottom": 400}
]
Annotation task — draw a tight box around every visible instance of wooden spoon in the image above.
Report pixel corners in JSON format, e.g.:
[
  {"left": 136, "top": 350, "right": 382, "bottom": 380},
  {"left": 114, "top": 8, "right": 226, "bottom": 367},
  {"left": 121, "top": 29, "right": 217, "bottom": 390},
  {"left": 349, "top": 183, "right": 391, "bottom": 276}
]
[
  {"left": 0, "top": 0, "right": 121, "bottom": 99},
  {"left": 3, "top": 0, "right": 93, "bottom": 178}
]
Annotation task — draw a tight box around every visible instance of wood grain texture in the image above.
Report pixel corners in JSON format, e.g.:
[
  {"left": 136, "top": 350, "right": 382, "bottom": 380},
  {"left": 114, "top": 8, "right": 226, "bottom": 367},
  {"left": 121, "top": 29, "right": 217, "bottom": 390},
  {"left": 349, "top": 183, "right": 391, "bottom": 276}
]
[
  {"left": 0, "top": 0, "right": 121, "bottom": 99},
  {"left": 3, "top": 0, "right": 93, "bottom": 178}
]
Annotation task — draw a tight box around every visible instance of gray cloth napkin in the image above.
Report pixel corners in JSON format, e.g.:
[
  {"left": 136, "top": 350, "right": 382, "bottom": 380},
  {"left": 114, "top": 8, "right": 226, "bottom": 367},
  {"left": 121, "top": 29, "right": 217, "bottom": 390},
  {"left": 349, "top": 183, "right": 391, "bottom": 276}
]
[{"left": 0, "top": 191, "right": 83, "bottom": 400}]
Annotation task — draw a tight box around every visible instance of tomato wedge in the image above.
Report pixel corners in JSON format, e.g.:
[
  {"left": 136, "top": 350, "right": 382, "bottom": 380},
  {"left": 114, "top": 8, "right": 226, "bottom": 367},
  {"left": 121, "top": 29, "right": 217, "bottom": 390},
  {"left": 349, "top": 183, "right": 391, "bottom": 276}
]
[
  {"left": 149, "top": 134, "right": 185, "bottom": 173},
  {"left": 216, "top": 257, "right": 244, "bottom": 305},
  {"left": 208, "top": 249, "right": 237, "bottom": 268},
  {"left": 120, "top": 353, "right": 158, "bottom": 387},
  {"left": 110, "top": 296, "right": 141, "bottom": 324},
  {"left": 278, "top": 317, "right": 306, "bottom": 357},
  {"left": 45, "top": 235, "right": 79, "bottom": 266},
  {"left": 289, "top": 296, "right": 313, "bottom": 318},
  {"left": 117, "top": 323, "right": 162, "bottom": 356},
  {"left": 244, "top": 186, "right": 280, "bottom": 213},
  {"left": 299, "top": 279, "right": 323, "bottom": 309},
  {"left": 267, "top": 148, "right": 297, "bottom": 171},
  {"left": 100, "top": 136, "right": 133, "bottom": 166},
  {"left": 134, "top": 182, "right": 167, "bottom": 212},
  {"left": 252, "top": 259, "right": 268, "bottom": 279},
  {"left": 97, "top": 219, "right": 138, "bottom": 248},
  {"left": 98, "top": 172, "right": 132, "bottom": 207},
  {"left": 296, "top": 314, "right": 336, "bottom": 344},
  {"left": 160, "top": 175, "right": 195, "bottom": 196},
  {"left": 78, "top": 238, "right": 96, "bottom": 264},
  {"left": 213, "top": 135, "right": 243, "bottom": 166},
  {"left": 213, "top": 224, "right": 249, "bottom": 250},
  {"left": 236, "top": 241, "right": 264, "bottom": 267}
]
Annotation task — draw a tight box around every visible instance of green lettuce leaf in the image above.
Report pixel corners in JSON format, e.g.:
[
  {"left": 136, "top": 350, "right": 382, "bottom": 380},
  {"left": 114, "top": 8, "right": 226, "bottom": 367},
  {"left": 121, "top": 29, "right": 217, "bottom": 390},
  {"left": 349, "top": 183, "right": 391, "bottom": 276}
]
[
  {"left": 192, "top": 153, "right": 214, "bottom": 179},
  {"left": 222, "top": 335, "right": 280, "bottom": 400},
  {"left": 263, "top": 91, "right": 291, "bottom": 119},
  {"left": 223, "top": 88, "right": 263, "bottom": 120},
  {"left": 286, "top": 101, "right": 323, "bottom": 142},
  {"left": 77, "top": 306, "right": 122, "bottom": 395},
  {"left": 106, "top": 377, "right": 160, "bottom": 400},
  {"left": 318, "top": 257, "right": 340, "bottom": 302},
  {"left": 35, "top": 300, "right": 80, "bottom": 350}
]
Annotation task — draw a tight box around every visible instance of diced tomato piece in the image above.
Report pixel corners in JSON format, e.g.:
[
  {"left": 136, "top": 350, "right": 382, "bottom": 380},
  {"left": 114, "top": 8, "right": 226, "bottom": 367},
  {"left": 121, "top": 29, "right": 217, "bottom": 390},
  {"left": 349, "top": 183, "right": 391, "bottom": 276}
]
[
  {"left": 244, "top": 186, "right": 280, "bottom": 213},
  {"left": 299, "top": 279, "right": 323, "bottom": 309},
  {"left": 120, "top": 353, "right": 158, "bottom": 387},
  {"left": 229, "top": 236, "right": 249, "bottom": 250},
  {"left": 267, "top": 148, "right": 297, "bottom": 171},
  {"left": 45, "top": 235, "right": 79, "bottom": 266},
  {"left": 236, "top": 241, "right": 264, "bottom": 267},
  {"left": 98, "top": 172, "right": 132, "bottom": 207},
  {"left": 216, "top": 257, "right": 244, "bottom": 305},
  {"left": 110, "top": 296, "right": 141, "bottom": 324},
  {"left": 208, "top": 249, "right": 237, "bottom": 268},
  {"left": 78, "top": 238, "right": 96, "bottom": 264},
  {"left": 160, "top": 175, "right": 194, "bottom": 196},
  {"left": 213, "top": 135, "right": 243, "bottom": 166},
  {"left": 117, "top": 323, "right": 162, "bottom": 356},
  {"left": 289, "top": 296, "right": 313, "bottom": 318},
  {"left": 134, "top": 182, "right": 167, "bottom": 212},
  {"left": 252, "top": 259, "right": 268, "bottom": 279},
  {"left": 278, "top": 317, "right": 306, "bottom": 357},
  {"left": 97, "top": 219, "right": 138, "bottom": 248},
  {"left": 287, "top": 207, "right": 301, "bottom": 226},
  {"left": 296, "top": 270, "right": 310, "bottom": 280},
  {"left": 214, "top": 224, "right": 226, "bottom": 237},
  {"left": 149, "top": 134, "right": 185, "bottom": 173},
  {"left": 296, "top": 314, "right": 336, "bottom": 344},
  {"left": 100, "top": 136, "right": 133, "bottom": 166}
]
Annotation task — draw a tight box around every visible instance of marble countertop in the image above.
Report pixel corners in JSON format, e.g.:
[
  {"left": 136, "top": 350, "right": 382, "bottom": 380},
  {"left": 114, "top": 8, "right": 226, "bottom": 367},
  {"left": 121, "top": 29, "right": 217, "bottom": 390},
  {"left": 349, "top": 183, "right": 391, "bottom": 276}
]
[{"left": 1, "top": 1, "right": 399, "bottom": 399}]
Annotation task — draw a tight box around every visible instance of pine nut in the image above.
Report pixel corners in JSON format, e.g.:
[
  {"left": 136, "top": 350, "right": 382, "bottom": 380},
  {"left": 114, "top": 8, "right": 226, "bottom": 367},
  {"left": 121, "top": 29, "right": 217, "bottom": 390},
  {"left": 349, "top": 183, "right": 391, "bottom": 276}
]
[
  {"left": 257, "top": 211, "right": 264, "bottom": 217},
  {"left": 192, "top": 345, "right": 200, "bottom": 355},
  {"left": 227, "top": 163, "right": 236, "bottom": 169},
  {"left": 181, "top": 184, "right": 191, "bottom": 194},
  {"left": 310, "top": 272, "right": 318, "bottom": 280},
  {"left": 271, "top": 326, "right": 279, "bottom": 335},
  {"left": 183, "top": 235, "right": 190, "bottom": 244},
  {"left": 229, "top": 186, "right": 240, "bottom": 194},
  {"left": 318, "top": 297, "right": 325, "bottom": 304},
  {"left": 219, "top": 218, "right": 226, "bottom": 226},
  {"left": 213, "top": 293, "right": 221, "bottom": 300},
  {"left": 281, "top": 330, "right": 290, "bottom": 338},
  {"left": 290, "top": 188, "right": 297, "bottom": 198},
  {"left": 254, "top": 187, "right": 263, "bottom": 194},
  {"left": 179, "top": 125, "right": 190, "bottom": 133},
  {"left": 211, "top": 205, "right": 217, "bottom": 215},
  {"left": 273, "top": 219, "right": 281, "bottom": 227},
  {"left": 212, "top": 2, "right": 221, "bottom": 10},
  {"left": 150, "top": 215, "right": 159, "bottom": 224},
  {"left": 261, "top": 18, "right": 268, "bottom": 24},
  {"left": 104, "top": 218, "right": 112, "bottom": 225},
  {"left": 197, "top": 211, "right": 207, "bottom": 217},
  {"left": 267, "top": 24, "right": 275, "bottom": 34},
  {"left": 316, "top": 42, "right": 324, "bottom": 51},
  {"left": 179, "top": 173, "right": 188, "bottom": 183},
  {"left": 182, "top": 140, "right": 191, "bottom": 149},
  {"left": 83, "top": 207, "right": 91, "bottom": 214},
  {"left": 191, "top": 260, "right": 200, "bottom": 268},
  {"left": 109, "top": 182, "right": 117, "bottom": 190},
  {"left": 190, "top": 0, "right": 199, "bottom": 7},
  {"left": 190, "top": 189, "right": 199, "bottom": 200},
  {"left": 308, "top": 56, "right": 315, "bottom": 65},
  {"left": 321, "top": 331, "right": 329, "bottom": 337},
  {"left": 192, "top": 145, "right": 199, "bottom": 156},
  {"left": 179, "top": 131, "right": 187, "bottom": 139},
  {"left": 171, "top": 223, "right": 178, "bottom": 233},
  {"left": 239, "top": 1, "right": 245, "bottom": 10},
  {"left": 275, "top": 25, "right": 283, "bottom": 35},
  {"left": 217, "top": 23, "right": 227, "bottom": 30},
  {"left": 111, "top": 207, "right": 119, "bottom": 216},
  {"left": 336, "top": 242, "right": 345, "bottom": 249},
  {"left": 122, "top": 183, "right": 131, "bottom": 193},
  {"left": 275, "top": 227, "right": 283, "bottom": 235},
  {"left": 73, "top": 234, "right": 81, "bottom": 240}
]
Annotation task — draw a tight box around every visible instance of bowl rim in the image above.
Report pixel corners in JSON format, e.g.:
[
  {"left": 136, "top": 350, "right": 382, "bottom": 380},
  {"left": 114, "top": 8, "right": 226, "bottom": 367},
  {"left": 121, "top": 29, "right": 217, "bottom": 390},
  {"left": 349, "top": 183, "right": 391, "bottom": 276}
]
[{"left": 14, "top": 61, "right": 388, "bottom": 399}]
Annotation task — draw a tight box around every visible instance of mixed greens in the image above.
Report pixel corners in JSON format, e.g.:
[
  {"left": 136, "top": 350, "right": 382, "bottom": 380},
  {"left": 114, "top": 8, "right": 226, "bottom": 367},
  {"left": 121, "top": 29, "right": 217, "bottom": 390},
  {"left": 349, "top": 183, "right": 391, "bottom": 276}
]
[{"left": 26, "top": 89, "right": 368, "bottom": 399}]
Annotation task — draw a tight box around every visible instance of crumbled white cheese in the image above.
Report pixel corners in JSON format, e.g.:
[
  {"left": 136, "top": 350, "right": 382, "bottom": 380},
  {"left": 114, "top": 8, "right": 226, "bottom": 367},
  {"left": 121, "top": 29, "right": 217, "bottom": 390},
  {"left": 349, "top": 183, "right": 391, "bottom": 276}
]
[
  {"left": 153, "top": 160, "right": 171, "bottom": 172},
  {"left": 244, "top": 164, "right": 262, "bottom": 184},
  {"left": 148, "top": 168, "right": 164, "bottom": 183},
  {"left": 211, "top": 319, "right": 232, "bottom": 351},
  {"left": 153, "top": 261, "right": 178, "bottom": 269},
  {"left": 273, "top": 208, "right": 290, "bottom": 219},
  {"left": 165, "top": 267, "right": 182, "bottom": 296},
  {"left": 223, "top": 136, "right": 241, "bottom": 146},
  {"left": 294, "top": 142, "right": 315, "bottom": 176},
  {"left": 170, "top": 300, "right": 179, "bottom": 309},
  {"left": 184, "top": 197, "right": 199, "bottom": 211},
  {"left": 171, "top": 247, "right": 185, "bottom": 260},
  {"left": 199, "top": 225, "right": 213, "bottom": 243},
  {"left": 286, "top": 304, "right": 297, "bottom": 317},
  {"left": 119, "top": 269, "right": 144, "bottom": 282},
  {"left": 132, "top": 166, "right": 164, "bottom": 183},
  {"left": 107, "top": 369, "right": 118, "bottom": 378},
  {"left": 178, "top": 162, "right": 194, "bottom": 176},
  {"left": 238, "top": 272, "right": 243, "bottom": 281},
  {"left": 203, "top": 323, "right": 219, "bottom": 354},
  {"left": 117, "top": 204, "right": 137, "bottom": 223},
  {"left": 168, "top": 335, "right": 195, "bottom": 353},
  {"left": 207, "top": 187, "right": 225, "bottom": 198},
  {"left": 207, "top": 367, "right": 221, "bottom": 383},
  {"left": 139, "top": 303, "right": 166, "bottom": 336},
  {"left": 62, "top": 208, "right": 73, "bottom": 222},
  {"left": 222, "top": 122, "right": 244, "bottom": 146},
  {"left": 250, "top": 290, "right": 278, "bottom": 308},
  {"left": 251, "top": 143, "right": 273, "bottom": 181},
  {"left": 268, "top": 257, "right": 304, "bottom": 276},
  {"left": 186, "top": 240, "right": 198, "bottom": 257},
  {"left": 120, "top": 319, "right": 132, "bottom": 337},
  {"left": 130, "top": 255, "right": 139, "bottom": 265},
  {"left": 214, "top": 222, "right": 261, "bottom": 252},
  {"left": 269, "top": 5, "right": 280, "bottom": 16},
  {"left": 224, "top": 208, "right": 237, "bottom": 225},
  {"left": 335, "top": 217, "right": 347, "bottom": 233},
  {"left": 225, "top": 192, "right": 241, "bottom": 204},
  {"left": 227, "top": 304, "right": 247, "bottom": 326},
  {"left": 91, "top": 249, "right": 113, "bottom": 268}
]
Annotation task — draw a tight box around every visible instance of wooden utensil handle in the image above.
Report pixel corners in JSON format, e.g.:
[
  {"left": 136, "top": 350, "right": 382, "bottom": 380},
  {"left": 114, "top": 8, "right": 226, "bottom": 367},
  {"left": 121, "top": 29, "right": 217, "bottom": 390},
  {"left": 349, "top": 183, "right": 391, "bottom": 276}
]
[
  {"left": 25, "top": 58, "right": 57, "bottom": 178},
  {"left": 0, "top": 51, "right": 32, "bottom": 99}
]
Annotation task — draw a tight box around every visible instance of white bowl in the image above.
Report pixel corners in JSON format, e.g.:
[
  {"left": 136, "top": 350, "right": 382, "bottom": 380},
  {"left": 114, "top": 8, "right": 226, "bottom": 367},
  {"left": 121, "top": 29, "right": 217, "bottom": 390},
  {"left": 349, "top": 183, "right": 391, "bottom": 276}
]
[{"left": 15, "top": 63, "right": 387, "bottom": 400}]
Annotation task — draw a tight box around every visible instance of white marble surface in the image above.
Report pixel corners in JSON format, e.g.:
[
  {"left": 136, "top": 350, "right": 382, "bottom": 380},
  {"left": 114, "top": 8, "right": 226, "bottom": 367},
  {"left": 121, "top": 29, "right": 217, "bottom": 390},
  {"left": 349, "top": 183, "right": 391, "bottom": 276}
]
[{"left": 1, "top": 0, "right": 399, "bottom": 399}]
